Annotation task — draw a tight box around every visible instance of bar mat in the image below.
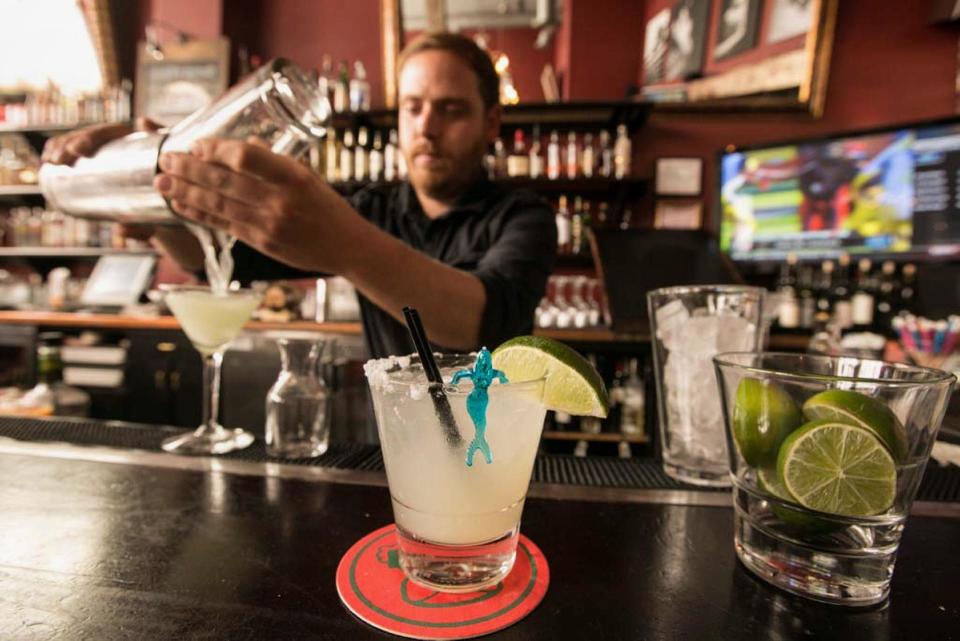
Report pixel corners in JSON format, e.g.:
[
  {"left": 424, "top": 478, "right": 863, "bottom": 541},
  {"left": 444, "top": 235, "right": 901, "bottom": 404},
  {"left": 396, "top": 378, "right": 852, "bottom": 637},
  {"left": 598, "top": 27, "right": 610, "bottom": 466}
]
[
  {"left": 336, "top": 525, "right": 548, "bottom": 640},
  {"left": 0, "top": 416, "right": 957, "bottom": 501}
]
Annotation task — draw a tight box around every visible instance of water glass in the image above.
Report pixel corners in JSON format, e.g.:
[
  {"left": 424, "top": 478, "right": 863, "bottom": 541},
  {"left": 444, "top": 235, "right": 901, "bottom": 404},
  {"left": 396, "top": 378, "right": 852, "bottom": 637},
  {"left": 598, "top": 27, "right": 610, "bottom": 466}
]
[
  {"left": 714, "top": 352, "right": 954, "bottom": 606},
  {"left": 647, "top": 285, "right": 764, "bottom": 486}
]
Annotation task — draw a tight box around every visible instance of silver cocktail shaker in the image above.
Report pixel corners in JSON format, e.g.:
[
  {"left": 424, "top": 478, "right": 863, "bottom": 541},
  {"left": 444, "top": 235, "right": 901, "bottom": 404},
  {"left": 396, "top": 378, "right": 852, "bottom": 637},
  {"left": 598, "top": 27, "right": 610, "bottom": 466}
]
[{"left": 40, "top": 59, "right": 330, "bottom": 225}]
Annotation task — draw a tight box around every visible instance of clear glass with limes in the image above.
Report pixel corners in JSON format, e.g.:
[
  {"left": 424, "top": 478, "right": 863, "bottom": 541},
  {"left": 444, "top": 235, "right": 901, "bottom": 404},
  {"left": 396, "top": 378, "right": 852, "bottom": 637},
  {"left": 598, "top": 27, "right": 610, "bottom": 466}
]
[
  {"left": 364, "top": 336, "right": 607, "bottom": 592},
  {"left": 714, "top": 352, "right": 955, "bottom": 606}
]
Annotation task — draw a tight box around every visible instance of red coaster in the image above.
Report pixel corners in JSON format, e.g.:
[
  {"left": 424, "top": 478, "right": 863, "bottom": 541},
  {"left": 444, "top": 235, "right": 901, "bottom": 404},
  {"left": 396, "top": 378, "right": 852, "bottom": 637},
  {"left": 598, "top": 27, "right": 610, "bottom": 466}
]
[{"left": 336, "top": 525, "right": 549, "bottom": 640}]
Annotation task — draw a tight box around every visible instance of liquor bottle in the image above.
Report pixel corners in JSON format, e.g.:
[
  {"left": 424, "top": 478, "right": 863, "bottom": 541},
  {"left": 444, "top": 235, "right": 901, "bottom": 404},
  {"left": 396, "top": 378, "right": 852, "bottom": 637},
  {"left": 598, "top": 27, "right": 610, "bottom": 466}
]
[
  {"left": 619, "top": 358, "right": 645, "bottom": 437},
  {"left": 369, "top": 130, "right": 384, "bottom": 182},
  {"left": 555, "top": 195, "right": 571, "bottom": 255},
  {"left": 579, "top": 200, "right": 593, "bottom": 256},
  {"left": 816, "top": 260, "right": 834, "bottom": 314},
  {"left": 492, "top": 137, "right": 507, "bottom": 179},
  {"left": 580, "top": 355, "right": 604, "bottom": 435},
  {"left": 317, "top": 55, "right": 335, "bottom": 106},
  {"left": 354, "top": 127, "right": 369, "bottom": 181},
  {"left": 875, "top": 260, "right": 898, "bottom": 335},
  {"left": 565, "top": 131, "right": 579, "bottom": 179},
  {"left": 339, "top": 130, "right": 354, "bottom": 182},
  {"left": 797, "top": 265, "right": 816, "bottom": 329},
  {"left": 776, "top": 253, "right": 800, "bottom": 330},
  {"left": 528, "top": 125, "right": 543, "bottom": 179},
  {"left": 851, "top": 258, "right": 876, "bottom": 332},
  {"left": 570, "top": 196, "right": 584, "bottom": 255},
  {"left": 831, "top": 253, "right": 853, "bottom": 330},
  {"left": 325, "top": 129, "right": 339, "bottom": 182},
  {"left": 333, "top": 60, "right": 350, "bottom": 112},
  {"left": 808, "top": 312, "right": 841, "bottom": 356},
  {"left": 546, "top": 130, "right": 561, "bottom": 180},
  {"left": 613, "top": 125, "right": 631, "bottom": 179},
  {"left": 384, "top": 129, "right": 398, "bottom": 181},
  {"left": 899, "top": 263, "right": 917, "bottom": 313},
  {"left": 349, "top": 61, "right": 371, "bottom": 112},
  {"left": 506, "top": 129, "right": 530, "bottom": 178},
  {"left": 606, "top": 360, "right": 625, "bottom": 434},
  {"left": 581, "top": 132, "right": 595, "bottom": 178},
  {"left": 598, "top": 129, "right": 613, "bottom": 178}
]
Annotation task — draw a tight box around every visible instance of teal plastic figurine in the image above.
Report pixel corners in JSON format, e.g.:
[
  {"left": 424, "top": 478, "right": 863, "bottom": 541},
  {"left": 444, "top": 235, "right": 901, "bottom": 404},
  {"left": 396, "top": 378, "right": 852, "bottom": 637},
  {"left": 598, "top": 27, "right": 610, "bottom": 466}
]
[{"left": 451, "top": 347, "right": 508, "bottom": 467}]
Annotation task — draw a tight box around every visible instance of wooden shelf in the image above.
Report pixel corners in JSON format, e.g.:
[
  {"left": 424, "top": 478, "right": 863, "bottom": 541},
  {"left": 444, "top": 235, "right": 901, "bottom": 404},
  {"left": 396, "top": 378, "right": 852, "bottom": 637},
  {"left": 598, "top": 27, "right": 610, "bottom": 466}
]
[
  {"left": 542, "top": 430, "right": 649, "bottom": 444},
  {"left": 0, "top": 247, "right": 155, "bottom": 258},
  {"left": 0, "top": 121, "right": 130, "bottom": 136}
]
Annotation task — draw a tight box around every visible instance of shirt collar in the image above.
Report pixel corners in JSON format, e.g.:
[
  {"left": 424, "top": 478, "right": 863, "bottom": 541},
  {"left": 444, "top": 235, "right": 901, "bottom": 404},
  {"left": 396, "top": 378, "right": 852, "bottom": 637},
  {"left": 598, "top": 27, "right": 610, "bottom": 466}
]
[{"left": 397, "top": 173, "right": 494, "bottom": 222}]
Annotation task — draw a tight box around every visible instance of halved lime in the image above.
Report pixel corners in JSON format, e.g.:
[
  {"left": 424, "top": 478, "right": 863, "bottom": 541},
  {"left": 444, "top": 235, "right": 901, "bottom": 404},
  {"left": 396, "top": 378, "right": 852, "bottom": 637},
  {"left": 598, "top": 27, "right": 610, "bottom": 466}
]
[
  {"left": 802, "top": 389, "right": 907, "bottom": 463},
  {"left": 732, "top": 378, "right": 803, "bottom": 467},
  {"left": 777, "top": 419, "right": 897, "bottom": 518},
  {"left": 757, "top": 468, "right": 839, "bottom": 533},
  {"left": 492, "top": 335, "right": 609, "bottom": 417}
]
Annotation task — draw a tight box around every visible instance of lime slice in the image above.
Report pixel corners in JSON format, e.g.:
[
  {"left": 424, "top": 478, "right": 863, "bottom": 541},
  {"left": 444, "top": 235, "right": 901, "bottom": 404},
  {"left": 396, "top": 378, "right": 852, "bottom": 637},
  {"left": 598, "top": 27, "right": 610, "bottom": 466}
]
[
  {"left": 802, "top": 389, "right": 907, "bottom": 463},
  {"left": 732, "top": 378, "right": 803, "bottom": 467},
  {"left": 777, "top": 420, "right": 897, "bottom": 517},
  {"left": 492, "top": 335, "right": 609, "bottom": 417},
  {"left": 757, "top": 468, "right": 839, "bottom": 533}
]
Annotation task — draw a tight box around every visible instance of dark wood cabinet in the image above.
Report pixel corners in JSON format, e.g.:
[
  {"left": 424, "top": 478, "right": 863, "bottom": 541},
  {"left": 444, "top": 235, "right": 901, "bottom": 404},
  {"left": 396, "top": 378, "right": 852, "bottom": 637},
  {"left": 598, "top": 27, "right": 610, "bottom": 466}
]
[{"left": 123, "top": 330, "right": 202, "bottom": 427}]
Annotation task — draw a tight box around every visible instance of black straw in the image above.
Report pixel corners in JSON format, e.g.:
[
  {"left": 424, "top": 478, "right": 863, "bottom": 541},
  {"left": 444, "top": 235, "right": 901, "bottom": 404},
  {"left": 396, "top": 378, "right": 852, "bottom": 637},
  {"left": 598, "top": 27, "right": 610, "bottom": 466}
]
[{"left": 402, "top": 307, "right": 462, "bottom": 447}]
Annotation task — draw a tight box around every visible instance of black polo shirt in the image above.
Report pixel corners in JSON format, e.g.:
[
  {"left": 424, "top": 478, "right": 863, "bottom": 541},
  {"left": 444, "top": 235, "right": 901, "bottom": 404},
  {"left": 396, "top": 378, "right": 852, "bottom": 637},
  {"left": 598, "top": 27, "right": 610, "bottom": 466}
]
[{"left": 231, "top": 176, "right": 557, "bottom": 358}]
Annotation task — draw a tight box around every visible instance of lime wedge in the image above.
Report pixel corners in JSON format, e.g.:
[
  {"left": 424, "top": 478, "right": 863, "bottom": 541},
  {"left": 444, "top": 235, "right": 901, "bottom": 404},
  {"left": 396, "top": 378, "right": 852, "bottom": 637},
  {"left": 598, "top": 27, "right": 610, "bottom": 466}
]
[
  {"left": 802, "top": 389, "right": 907, "bottom": 463},
  {"left": 777, "top": 419, "right": 897, "bottom": 517},
  {"left": 492, "top": 336, "right": 609, "bottom": 418},
  {"left": 732, "top": 378, "right": 803, "bottom": 467}
]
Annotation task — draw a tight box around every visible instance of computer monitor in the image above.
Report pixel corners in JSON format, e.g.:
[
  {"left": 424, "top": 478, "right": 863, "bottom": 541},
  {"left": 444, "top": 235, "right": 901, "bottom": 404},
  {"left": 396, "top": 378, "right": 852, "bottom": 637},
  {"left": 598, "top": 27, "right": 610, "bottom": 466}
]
[{"left": 718, "top": 117, "right": 960, "bottom": 263}]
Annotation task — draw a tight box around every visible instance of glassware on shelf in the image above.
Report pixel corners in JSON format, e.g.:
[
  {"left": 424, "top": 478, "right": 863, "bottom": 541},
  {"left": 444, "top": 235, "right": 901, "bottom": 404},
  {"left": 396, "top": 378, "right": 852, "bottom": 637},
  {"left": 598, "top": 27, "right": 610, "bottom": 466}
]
[{"left": 265, "top": 336, "right": 330, "bottom": 458}]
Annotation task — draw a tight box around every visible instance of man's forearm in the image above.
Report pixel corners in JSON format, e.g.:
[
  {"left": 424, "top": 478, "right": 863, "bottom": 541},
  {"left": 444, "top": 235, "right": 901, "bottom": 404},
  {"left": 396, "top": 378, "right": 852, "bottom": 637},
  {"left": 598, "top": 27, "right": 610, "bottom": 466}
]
[{"left": 341, "top": 219, "right": 486, "bottom": 350}]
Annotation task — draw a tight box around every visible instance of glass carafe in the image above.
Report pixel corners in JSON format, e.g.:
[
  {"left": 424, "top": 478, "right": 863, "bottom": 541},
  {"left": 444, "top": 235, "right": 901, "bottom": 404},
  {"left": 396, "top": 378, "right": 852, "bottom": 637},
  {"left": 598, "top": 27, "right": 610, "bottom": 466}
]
[
  {"left": 40, "top": 59, "right": 330, "bottom": 224},
  {"left": 265, "top": 337, "right": 330, "bottom": 458}
]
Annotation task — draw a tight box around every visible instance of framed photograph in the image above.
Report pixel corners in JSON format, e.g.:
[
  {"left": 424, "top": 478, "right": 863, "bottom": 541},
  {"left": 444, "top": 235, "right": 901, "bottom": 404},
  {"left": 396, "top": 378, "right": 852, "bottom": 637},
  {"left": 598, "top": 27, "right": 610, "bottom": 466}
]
[
  {"left": 713, "top": 0, "right": 761, "bottom": 60},
  {"left": 135, "top": 37, "right": 230, "bottom": 127},
  {"left": 654, "top": 200, "right": 703, "bottom": 230},
  {"left": 664, "top": 0, "right": 711, "bottom": 82},
  {"left": 643, "top": 9, "right": 671, "bottom": 85},
  {"left": 767, "top": 0, "right": 814, "bottom": 43},
  {"left": 655, "top": 157, "right": 703, "bottom": 196}
]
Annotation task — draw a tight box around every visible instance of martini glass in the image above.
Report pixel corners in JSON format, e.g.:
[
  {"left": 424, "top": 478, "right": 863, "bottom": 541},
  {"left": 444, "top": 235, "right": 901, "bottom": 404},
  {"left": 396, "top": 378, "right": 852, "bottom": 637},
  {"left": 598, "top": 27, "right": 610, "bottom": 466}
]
[{"left": 161, "top": 285, "right": 262, "bottom": 455}]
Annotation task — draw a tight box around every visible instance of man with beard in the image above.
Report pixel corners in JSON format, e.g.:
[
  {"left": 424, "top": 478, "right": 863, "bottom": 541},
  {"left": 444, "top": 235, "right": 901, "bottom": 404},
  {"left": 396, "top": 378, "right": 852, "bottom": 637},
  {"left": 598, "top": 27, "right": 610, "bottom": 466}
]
[{"left": 44, "top": 33, "right": 557, "bottom": 359}]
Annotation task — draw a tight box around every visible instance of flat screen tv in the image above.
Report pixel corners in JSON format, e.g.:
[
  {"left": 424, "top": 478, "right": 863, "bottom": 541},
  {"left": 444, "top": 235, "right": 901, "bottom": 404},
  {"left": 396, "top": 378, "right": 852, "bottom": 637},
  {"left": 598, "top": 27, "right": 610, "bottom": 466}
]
[{"left": 718, "top": 118, "right": 960, "bottom": 262}]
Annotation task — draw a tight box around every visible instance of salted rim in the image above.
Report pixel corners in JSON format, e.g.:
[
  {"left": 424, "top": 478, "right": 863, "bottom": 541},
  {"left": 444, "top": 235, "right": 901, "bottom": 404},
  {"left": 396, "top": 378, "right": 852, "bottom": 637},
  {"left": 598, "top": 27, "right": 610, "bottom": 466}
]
[
  {"left": 363, "top": 352, "right": 546, "bottom": 395},
  {"left": 714, "top": 351, "right": 956, "bottom": 387}
]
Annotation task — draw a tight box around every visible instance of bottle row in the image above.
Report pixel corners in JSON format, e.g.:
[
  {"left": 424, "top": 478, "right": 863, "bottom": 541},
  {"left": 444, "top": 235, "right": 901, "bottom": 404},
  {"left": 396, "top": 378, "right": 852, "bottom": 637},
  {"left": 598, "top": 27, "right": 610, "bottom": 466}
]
[
  {"left": 316, "top": 55, "right": 372, "bottom": 113},
  {"left": 486, "top": 126, "right": 633, "bottom": 181},
  {"left": 535, "top": 275, "right": 606, "bottom": 329},
  {"left": 3, "top": 206, "right": 133, "bottom": 249},
  {"left": 307, "top": 124, "right": 635, "bottom": 186},
  {"left": 774, "top": 253, "right": 917, "bottom": 336},
  {"left": 0, "top": 81, "right": 132, "bottom": 129},
  {"left": 0, "top": 135, "right": 40, "bottom": 186},
  {"left": 553, "top": 195, "right": 634, "bottom": 257}
]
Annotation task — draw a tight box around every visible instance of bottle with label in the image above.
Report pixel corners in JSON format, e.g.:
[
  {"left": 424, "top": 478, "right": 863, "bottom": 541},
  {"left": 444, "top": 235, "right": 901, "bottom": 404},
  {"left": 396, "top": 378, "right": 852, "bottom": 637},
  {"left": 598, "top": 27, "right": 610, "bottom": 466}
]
[
  {"left": 776, "top": 253, "right": 800, "bottom": 330},
  {"left": 619, "top": 358, "right": 645, "bottom": 437},
  {"left": 528, "top": 125, "right": 543, "bottom": 179},
  {"left": 570, "top": 196, "right": 584, "bottom": 256},
  {"left": 598, "top": 129, "right": 613, "bottom": 178},
  {"left": 318, "top": 55, "right": 335, "bottom": 106},
  {"left": 339, "top": 129, "right": 354, "bottom": 182},
  {"left": 899, "top": 263, "right": 917, "bottom": 313},
  {"left": 555, "top": 195, "right": 571, "bottom": 255},
  {"left": 349, "top": 61, "right": 371, "bottom": 112},
  {"left": 369, "top": 130, "right": 384, "bottom": 182},
  {"left": 581, "top": 132, "right": 595, "bottom": 178},
  {"left": 325, "top": 129, "right": 339, "bottom": 182},
  {"left": 850, "top": 258, "right": 876, "bottom": 331},
  {"left": 875, "top": 260, "right": 898, "bottom": 335},
  {"left": 384, "top": 129, "right": 398, "bottom": 181},
  {"left": 816, "top": 260, "right": 834, "bottom": 314},
  {"left": 506, "top": 129, "right": 530, "bottom": 178},
  {"left": 831, "top": 253, "right": 853, "bottom": 330},
  {"left": 613, "top": 125, "right": 631, "bottom": 179},
  {"left": 565, "top": 132, "right": 579, "bottom": 179},
  {"left": 354, "top": 127, "right": 369, "bottom": 181},
  {"left": 797, "top": 265, "right": 816, "bottom": 329},
  {"left": 546, "top": 130, "right": 561, "bottom": 180},
  {"left": 333, "top": 61, "right": 350, "bottom": 112}
]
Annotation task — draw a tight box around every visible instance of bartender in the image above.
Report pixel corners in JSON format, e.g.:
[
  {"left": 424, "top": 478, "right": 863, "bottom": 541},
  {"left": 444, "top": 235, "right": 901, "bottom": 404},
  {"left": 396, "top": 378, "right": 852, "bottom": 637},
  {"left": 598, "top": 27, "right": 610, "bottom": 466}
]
[{"left": 43, "top": 32, "right": 557, "bottom": 359}]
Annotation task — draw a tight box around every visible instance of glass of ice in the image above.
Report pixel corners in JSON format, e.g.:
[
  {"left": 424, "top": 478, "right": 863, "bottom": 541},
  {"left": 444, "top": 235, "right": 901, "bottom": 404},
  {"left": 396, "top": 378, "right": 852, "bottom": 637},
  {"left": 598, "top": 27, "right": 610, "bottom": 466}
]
[
  {"left": 364, "top": 353, "right": 547, "bottom": 592},
  {"left": 647, "top": 285, "right": 765, "bottom": 486},
  {"left": 714, "top": 352, "right": 954, "bottom": 605}
]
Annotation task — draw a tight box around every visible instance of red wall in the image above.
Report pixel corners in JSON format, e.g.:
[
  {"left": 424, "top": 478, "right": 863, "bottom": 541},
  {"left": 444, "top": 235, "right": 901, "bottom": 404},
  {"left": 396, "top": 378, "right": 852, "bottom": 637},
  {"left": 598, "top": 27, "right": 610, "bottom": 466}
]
[{"left": 637, "top": 0, "right": 960, "bottom": 230}]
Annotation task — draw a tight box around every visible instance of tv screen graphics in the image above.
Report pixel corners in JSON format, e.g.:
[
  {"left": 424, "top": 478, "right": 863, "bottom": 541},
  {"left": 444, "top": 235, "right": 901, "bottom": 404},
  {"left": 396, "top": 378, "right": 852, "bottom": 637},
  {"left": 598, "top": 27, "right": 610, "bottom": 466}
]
[{"left": 718, "top": 120, "right": 960, "bottom": 262}]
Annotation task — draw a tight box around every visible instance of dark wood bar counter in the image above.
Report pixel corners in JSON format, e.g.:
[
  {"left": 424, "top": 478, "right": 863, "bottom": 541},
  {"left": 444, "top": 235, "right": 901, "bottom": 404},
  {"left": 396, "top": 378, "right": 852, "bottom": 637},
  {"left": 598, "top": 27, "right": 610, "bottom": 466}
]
[{"left": 0, "top": 422, "right": 957, "bottom": 640}]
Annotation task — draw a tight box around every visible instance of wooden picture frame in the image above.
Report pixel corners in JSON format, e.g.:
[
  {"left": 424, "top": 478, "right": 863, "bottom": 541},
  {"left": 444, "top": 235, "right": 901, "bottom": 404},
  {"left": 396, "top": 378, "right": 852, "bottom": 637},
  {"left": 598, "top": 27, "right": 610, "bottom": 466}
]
[
  {"left": 656, "top": 157, "right": 704, "bottom": 196},
  {"left": 654, "top": 199, "right": 704, "bottom": 230},
  {"left": 135, "top": 37, "right": 230, "bottom": 127}
]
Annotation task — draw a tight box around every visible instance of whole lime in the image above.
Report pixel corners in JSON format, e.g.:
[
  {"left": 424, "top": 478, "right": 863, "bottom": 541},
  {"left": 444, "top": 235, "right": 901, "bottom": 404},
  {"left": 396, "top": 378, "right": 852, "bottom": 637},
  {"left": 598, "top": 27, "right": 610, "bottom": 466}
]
[{"left": 732, "top": 378, "right": 803, "bottom": 467}]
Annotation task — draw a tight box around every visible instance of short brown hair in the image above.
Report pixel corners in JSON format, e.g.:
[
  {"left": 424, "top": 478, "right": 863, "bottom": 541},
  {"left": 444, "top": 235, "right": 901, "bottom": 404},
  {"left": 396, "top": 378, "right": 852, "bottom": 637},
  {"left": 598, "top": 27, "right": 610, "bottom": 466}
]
[{"left": 398, "top": 32, "right": 500, "bottom": 110}]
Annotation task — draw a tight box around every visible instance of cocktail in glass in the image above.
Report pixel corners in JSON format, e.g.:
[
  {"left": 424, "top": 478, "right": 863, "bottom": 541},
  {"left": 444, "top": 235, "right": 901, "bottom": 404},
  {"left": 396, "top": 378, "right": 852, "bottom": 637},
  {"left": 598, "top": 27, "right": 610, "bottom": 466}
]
[
  {"left": 364, "top": 353, "right": 547, "bottom": 592},
  {"left": 714, "top": 352, "right": 955, "bottom": 606},
  {"left": 161, "top": 285, "right": 262, "bottom": 455}
]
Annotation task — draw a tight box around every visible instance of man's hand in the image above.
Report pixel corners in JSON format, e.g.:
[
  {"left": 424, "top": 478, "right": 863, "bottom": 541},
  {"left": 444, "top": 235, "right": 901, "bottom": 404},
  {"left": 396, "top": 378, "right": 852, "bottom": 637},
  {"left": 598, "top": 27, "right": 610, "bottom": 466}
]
[
  {"left": 153, "top": 139, "right": 366, "bottom": 274},
  {"left": 41, "top": 117, "right": 162, "bottom": 166}
]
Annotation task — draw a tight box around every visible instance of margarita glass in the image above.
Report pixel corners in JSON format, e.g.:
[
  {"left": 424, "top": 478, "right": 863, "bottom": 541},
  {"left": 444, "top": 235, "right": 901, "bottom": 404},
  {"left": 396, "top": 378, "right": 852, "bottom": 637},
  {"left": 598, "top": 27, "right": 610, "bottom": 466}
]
[{"left": 161, "top": 285, "right": 262, "bottom": 455}]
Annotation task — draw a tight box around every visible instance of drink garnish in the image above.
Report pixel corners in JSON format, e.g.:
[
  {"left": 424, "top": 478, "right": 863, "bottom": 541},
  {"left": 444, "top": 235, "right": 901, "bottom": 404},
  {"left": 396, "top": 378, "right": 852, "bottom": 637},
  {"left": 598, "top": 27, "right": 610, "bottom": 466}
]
[{"left": 452, "top": 347, "right": 508, "bottom": 467}]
